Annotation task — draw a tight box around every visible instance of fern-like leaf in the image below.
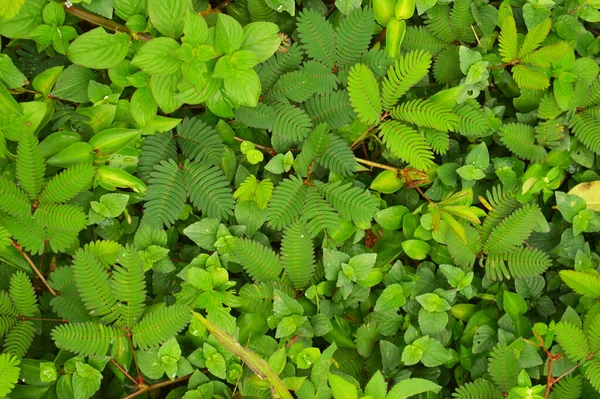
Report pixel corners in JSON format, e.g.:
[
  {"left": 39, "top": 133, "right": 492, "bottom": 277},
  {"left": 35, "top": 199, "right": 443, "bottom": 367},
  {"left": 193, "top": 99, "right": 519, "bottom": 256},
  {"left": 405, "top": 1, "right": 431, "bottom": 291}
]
[
  {"left": 0, "top": 177, "right": 30, "bottom": 218},
  {"left": 379, "top": 120, "right": 435, "bottom": 171},
  {"left": 553, "top": 374, "right": 583, "bottom": 399},
  {"left": 433, "top": 46, "right": 462, "bottom": 84},
  {"left": 39, "top": 163, "right": 95, "bottom": 203},
  {"left": 132, "top": 305, "right": 191, "bottom": 350},
  {"left": 348, "top": 64, "right": 382, "bottom": 125},
  {"left": 9, "top": 271, "right": 38, "bottom": 317},
  {"left": 144, "top": 159, "right": 186, "bottom": 228},
  {"left": 317, "top": 133, "right": 358, "bottom": 176},
  {"left": 48, "top": 266, "right": 93, "bottom": 323},
  {"left": 72, "top": 248, "right": 121, "bottom": 324},
  {"left": 301, "top": 186, "right": 340, "bottom": 237},
  {"left": 84, "top": 240, "right": 123, "bottom": 267},
  {"left": 512, "top": 65, "right": 550, "bottom": 90},
  {"left": 294, "top": 124, "right": 331, "bottom": 177},
  {"left": 481, "top": 187, "right": 521, "bottom": 243},
  {"left": 498, "top": 16, "right": 518, "bottom": 63},
  {"left": 266, "top": 71, "right": 316, "bottom": 103},
  {"left": 318, "top": 180, "right": 379, "bottom": 225},
  {"left": 52, "top": 322, "right": 120, "bottom": 356},
  {"left": 454, "top": 100, "right": 492, "bottom": 138},
  {"left": 234, "top": 103, "right": 276, "bottom": 130},
  {"left": 3, "top": 321, "right": 35, "bottom": 358},
  {"left": 0, "top": 291, "right": 16, "bottom": 317},
  {"left": 570, "top": 113, "right": 600, "bottom": 155},
  {"left": 305, "top": 90, "right": 356, "bottom": 130},
  {"left": 0, "top": 353, "right": 20, "bottom": 398},
  {"left": 281, "top": 222, "right": 315, "bottom": 290},
  {"left": 488, "top": 344, "right": 519, "bottom": 394},
  {"left": 391, "top": 99, "right": 458, "bottom": 132},
  {"left": 507, "top": 247, "right": 551, "bottom": 279},
  {"left": 559, "top": 270, "right": 600, "bottom": 299},
  {"left": 453, "top": 380, "right": 502, "bottom": 399},
  {"left": 483, "top": 203, "right": 542, "bottom": 255},
  {"left": 267, "top": 175, "right": 307, "bottom": 230},
  {"left": 229, "top": 237, "right": 283, "bottom": 282},
  {"left": 3, "top": 216, "right": 45, "bottom": 255},
  {"left": 424, "top": 128, "right": 450, "bottom": 155},
  {"left": 138, "top": 132, "right": 177, "bottom": 183},
  {"left": 519, "top": 18, "right": 551, "bottom": 58},
  {"left": 335, "top": 7, "right": 374, "bottom": 67},
  {"left": 297, "top": 9, "right": 336, "bottom": 67},
  {"left": 16, "top": 134, "right": 45, "bottom": 200},
  {"left": 585, "top": 359, "right": 600, "bottom": 392},
  {"left": 499, "top": 123, "right": 548, "bottom": 163},
  {"left": 257, "top": 43, "right": 304, "bottom": 92},
  {"left": 425, "top": 5, "right": 457, "bottom": 43},
  {"left": 449, "top": 0, "right": 476, "bottom": 42},
  {"left": 381, "top": 50, "right": 432, "bottom": 111},
  {"left": 177, "top": 117, "right": 225, "bottom": 165},
  {"left": 301, "top": 61, "right": 338, "bottom": 94},
  {"left": 554, "top": 322, "right": 589, "bottom": 362},
  {"left": 520, "top": 42, "right": 571, "bottom": 68},
  {"left": 403, "top": 26, "right": 448, "bottom": 57},
  {"left": 112, "top": 245, "right": 146, "bottom": 328},
  {"left": 182, "top": 160, "right": 235, "bottom": 220},
  {"left": 34, "top": 203, "right": 88, "bottom": 233},
  {"left": 270, "top": 103, "right": 314, "bottom": 143}
]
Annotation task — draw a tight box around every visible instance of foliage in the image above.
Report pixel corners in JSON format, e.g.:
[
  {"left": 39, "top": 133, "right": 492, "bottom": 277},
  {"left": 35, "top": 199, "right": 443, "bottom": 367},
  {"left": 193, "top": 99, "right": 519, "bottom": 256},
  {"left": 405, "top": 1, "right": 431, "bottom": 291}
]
[{"left": 0, "top": 0, "right": 600, "bottom": 398}]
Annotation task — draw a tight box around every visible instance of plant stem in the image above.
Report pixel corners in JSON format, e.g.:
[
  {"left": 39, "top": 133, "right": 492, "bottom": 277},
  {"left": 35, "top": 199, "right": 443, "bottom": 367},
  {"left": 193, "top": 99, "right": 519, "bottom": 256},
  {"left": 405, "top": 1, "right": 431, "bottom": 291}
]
[
  {"left": 193, "top": 312, "right": 293, "bottom": 399},
  {"left": 122, "top": 374, "right": 192, "bottom": 399},
  {"left": 110, "top": 359, "right": 140, "bottom": 387},
  {"left": 350, "top": 125, "right": 375, "bottom": 150},
  {"left": 18, "top": 316, "right": 68, "bottom": 322},
  {"left": 63, "top": 3, "right": 152, "bottom": 42},
  {"left": 125, "top": 331, "right": 144, "bottom": 385},
  {"left": 11, "top": 241, "right": 58, "bottom": 297},
  {"left": 233, "top": 136, "right": 278, "bottom": 155},
  {"left": 355, "top": 157, "right": 399, "bottom": 172}
]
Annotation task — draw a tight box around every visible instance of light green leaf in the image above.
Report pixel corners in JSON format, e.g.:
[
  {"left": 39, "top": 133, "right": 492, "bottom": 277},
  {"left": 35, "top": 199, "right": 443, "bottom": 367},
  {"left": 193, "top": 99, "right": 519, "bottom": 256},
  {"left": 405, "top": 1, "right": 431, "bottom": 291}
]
[
  {"left": 224, "top": 69, "right": 261, "bottom": 106},
  {"left": 148, "top": 0, "right": 190, "bottom": 38},
  {"left": 216, "top": 13, "right": 244, "bottom": 54},
  {"left": 386, "top": 378, "right": 442, "bottom": 399},
  {"left": 132, "top": 37, "right": 182, "bottom": 75},
  {"left": 328, "top": 373, "right": 357, "bottom": 399},
  {"left": 67, "top": 28, "right": 130, "bottom": 69}
]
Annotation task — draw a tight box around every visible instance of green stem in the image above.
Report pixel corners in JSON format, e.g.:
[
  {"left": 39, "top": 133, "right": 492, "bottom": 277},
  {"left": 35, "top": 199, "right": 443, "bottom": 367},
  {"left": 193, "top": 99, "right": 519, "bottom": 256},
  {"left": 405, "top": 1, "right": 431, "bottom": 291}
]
[
  {"left": 192, "top": 312, "right": 293, "bottom": 399},
  {"left": 11, "top": 241, "right": 58, "bottom": 297},
  {"left": 63, "top": 3, "right": 152, "bottom": 42},
  {"left": 122, "top": 374, "right": 191, "bottom": 399}
]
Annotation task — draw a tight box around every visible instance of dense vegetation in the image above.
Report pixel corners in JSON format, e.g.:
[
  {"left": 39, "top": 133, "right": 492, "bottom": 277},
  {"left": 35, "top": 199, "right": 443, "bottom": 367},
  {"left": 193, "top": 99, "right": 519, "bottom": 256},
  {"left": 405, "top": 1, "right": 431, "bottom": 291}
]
[{"left": 1, "top": 0, "right": 600, "bottom": 398}]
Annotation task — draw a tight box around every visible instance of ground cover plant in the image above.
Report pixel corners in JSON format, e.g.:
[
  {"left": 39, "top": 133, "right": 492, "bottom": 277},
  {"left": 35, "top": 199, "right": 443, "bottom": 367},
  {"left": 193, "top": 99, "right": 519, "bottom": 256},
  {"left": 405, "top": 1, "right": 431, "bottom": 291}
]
[{"left": 1, "top": 0, "right": 600, "bottom": 398}]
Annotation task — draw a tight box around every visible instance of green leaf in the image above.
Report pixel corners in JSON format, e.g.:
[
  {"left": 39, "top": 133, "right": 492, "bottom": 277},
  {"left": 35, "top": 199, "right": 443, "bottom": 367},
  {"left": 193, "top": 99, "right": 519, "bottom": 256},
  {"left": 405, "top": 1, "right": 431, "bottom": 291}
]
[
  {"left": 265, "top": 0, "right": 295, "bottom": 15},
  {"left": 73, "top": 362, "right": 102, "bottom": 399},
  {"left": 205, "top": 351, "right": 226, "bottom": 379},
  {"left": 503, "top": 291, "right": 528, "bottom": 320},
  {"left": 348, "top": 63, "right": 382, "bottom": 125},
  {"left": 67, "top": 28, "right": 130, "bottom": 69},
  {"left": 374, "top": 284, "right": 405, "bottom": 311},
  {"left": 148, "top": 0, "right": 190, "bottom": 38},
  {"left": 559, "top": 270, "right": 600, "bottom": 298},
  {"left": 50, "top": 65, "right": 96, "bottom": 103},
  {"left": 385, "top": 378, "right": 442, "bottom": 399},
  {"left": 0, "top": 54, "right": 27, "bottom": 89},
  {"left": 328, "top": 373, "right": 357, "bottom": 399},
  {"left": 132, "top": 37, "right": 182, "bottom": 75},
  {"left": 568, "top": 181, "right": 600, "bottom": 211},
  {"left": 224, "top": 69, "right": 261, "bottom": 106},
  {"left": 216, "top": 14, "right": 244, "bottom": 54}
]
